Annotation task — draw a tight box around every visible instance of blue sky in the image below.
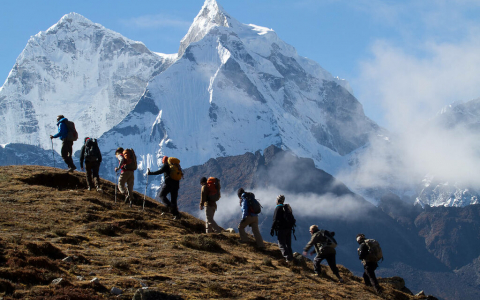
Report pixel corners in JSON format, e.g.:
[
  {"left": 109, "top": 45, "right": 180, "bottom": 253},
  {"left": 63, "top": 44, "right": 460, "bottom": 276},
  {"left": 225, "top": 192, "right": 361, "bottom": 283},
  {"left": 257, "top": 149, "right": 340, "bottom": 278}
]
[{"left": 1, "top": 0, "right": 480, "bottom": 131}]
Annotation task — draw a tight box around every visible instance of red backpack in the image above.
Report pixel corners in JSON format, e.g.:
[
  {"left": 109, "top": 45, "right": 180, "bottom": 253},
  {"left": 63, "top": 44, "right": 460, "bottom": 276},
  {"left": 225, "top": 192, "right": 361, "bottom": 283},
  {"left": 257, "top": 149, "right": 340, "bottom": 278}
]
[
  {"left": 207, "top": 177, "right": 221, "bottom": 201},
  {"left": 122, "top": 149, "right": 137, "bottom": 171}
]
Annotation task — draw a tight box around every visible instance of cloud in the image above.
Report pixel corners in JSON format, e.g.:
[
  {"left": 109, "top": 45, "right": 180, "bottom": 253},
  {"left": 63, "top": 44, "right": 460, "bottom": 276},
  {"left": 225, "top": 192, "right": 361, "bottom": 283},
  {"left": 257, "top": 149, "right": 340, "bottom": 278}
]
[
  {"left": 196, "top": 187, "right": 373, "bottom": 228},
  {"left": 121, "top": 14, "right": 191, "bottom": 30}
]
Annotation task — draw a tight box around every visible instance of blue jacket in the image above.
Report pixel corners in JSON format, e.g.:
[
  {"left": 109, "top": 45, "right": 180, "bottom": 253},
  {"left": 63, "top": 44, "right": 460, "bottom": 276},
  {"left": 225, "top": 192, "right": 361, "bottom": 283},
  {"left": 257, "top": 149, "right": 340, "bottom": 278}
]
[
  {"left": 52, "top": 118, "right": 68, "bottom": 140},
  {"left": 241, "top": 193, "right": 258, "bottom": 219}
]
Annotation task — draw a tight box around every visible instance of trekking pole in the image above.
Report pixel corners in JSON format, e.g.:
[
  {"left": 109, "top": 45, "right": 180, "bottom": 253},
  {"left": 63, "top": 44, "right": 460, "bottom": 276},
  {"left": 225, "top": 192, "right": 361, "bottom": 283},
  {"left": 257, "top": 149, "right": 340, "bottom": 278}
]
[
  {"left": 143, "top": 168, "right": 149, "bottom": 211},
  {"left": 51, "top": 139, "right": 55, "bottom": 169},
  {"left": 114, "top": 170, "right": 118, "bottom": 204}
]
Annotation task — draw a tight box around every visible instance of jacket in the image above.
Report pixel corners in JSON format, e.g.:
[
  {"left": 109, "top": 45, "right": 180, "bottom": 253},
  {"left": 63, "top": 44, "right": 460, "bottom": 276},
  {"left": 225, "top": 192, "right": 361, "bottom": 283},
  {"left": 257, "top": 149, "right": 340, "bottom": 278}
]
[
  {"left": 240, "top": 193, "right": 258, "bottom": 219},
  {"left": 200, "top": 184, "right": 217, "bottom": 210},
  {"left": 304, "top": 230, "right": 336, "bottom": 255},
  {"left": 79, "top": 139, "right": 102, "bottom": 169},
  {"left": 52, "top": 118, "right": 68, "bottom": 140},
  {"left": 271, "top": 204, "right": 293, "bottom": 230},
  {"left": 149, "top": 163, "right": 180, "bottom": 188}
]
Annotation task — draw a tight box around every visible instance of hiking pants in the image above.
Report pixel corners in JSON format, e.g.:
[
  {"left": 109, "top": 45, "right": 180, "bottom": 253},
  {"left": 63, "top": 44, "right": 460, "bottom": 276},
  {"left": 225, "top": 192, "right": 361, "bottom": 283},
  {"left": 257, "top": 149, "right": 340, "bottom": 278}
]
[
  {"left": 205, "top": 206, "right": 222, "bottom": 233},
  {"left": 118, "top": 171, "right": 134, "bottom": 198},
  {"left": 277, "top": 229, "right": 293, "bottom": 261},
  {"left": 363, "top": 262, "right": 379, "bottom": 287},
  {"left": 61, "top": 140, "right": 76, "bottom": 169},
  {"left": 238, "top": 215, "right": 265, "bottom": 248},
  {"left": 159, "top": 183, "right": 179, "bottom": 216},
  {"left": 314, "top": 253, "right": 341, "bottom": 278},
  {"left": 85, "top": 161, "right": 101, "bottom": 188}
]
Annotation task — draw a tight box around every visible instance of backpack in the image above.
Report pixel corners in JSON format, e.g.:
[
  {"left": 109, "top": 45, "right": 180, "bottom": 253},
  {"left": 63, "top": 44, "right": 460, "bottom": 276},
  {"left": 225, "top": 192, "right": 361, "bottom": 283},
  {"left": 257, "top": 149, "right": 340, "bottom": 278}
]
[
  {"left": 282, "top": 204, "right": 296, "bottom": 229},
  {"left": 244, "top": 192, "right": 262, "bottom": 214},
  {"left": 207, "top": 177, "right": 221, "bottom": 201},
  {"left": 84, "top": 138, "right": 101, "bottom": 162},
  {"left": 364, "top": 239, "right": 383, "bottom": 262},
  {"left": 122, "top": 149, "right": 137, "bottom": 171},
  {"left": 321, "top": 230, "right": 337, "bottom": 249},
  {"left": 65, "top": 120, "right": 78, "bottom": 142},
  {"left": 167, "top": 157, "right": 183, "bottom": 181}
]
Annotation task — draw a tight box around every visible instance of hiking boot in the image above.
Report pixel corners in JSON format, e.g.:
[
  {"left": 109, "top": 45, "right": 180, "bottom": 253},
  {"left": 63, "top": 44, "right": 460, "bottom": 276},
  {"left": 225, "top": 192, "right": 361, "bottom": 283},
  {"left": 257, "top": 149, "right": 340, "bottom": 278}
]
[
  {"left": 87, "top": 187, "right": 92, "bottom": 191},
  {"left": 374, "top": 285, "right": 382, "bottom": 294},
  {"left": 67, "top": 167, "right": 75, "bottom": 173},
  {"left": 173, "top": 214, "right": 182, "bottom": 220},
  {"left": 96, "top": 187, "right": 103, "bottom": 193}
]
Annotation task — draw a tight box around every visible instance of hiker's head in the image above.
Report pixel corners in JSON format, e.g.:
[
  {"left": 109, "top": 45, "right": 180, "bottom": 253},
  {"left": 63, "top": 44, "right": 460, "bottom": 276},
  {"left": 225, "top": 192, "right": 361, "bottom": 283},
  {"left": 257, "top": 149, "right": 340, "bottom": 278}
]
[
  {"left": 276, "top": 194, "right": 285, "bottom": 204},
  {"left": 237, "top": 188, "right": 245, "bottom": 199},
  {"left": 309, "top": 225, "right": 319, "bottom": 235},
  {"left": 200, "top": 177, "right": 207, "bottom": 185},
  {"left": 356, "top": 233, "right": 365, "bottom": 244},
  {"left": 162, "top": 156, "right": 169, "bottom": 164},
  {"left": 84, "top": 137, "right": 90, "bottom": 143},
  {"left": 56, "top": 115, "right": 65, "bottom": 122},
  {"left": 115, "top": 147, "right": 124, "bottom": 156}
]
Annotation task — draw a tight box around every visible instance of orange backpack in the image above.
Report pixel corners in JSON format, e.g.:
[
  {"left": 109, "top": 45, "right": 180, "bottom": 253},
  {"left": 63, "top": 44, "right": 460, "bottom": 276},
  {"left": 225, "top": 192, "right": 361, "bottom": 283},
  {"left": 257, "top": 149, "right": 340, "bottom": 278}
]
[
  {"left": 206, "top": 177, "right": 221, "bottom": 201},
  {"left": 122, "top": 149, "right": 137, "bottom": 171}
]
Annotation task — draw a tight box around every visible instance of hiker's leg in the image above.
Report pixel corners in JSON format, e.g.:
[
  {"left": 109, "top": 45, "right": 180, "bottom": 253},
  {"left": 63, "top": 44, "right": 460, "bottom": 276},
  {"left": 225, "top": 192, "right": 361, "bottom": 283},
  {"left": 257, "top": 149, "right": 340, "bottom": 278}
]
[
  {"left": 85, "top": 162, "right": 94, "bottom": 188},
  {"left": 126, "top": 172, "right": 134, "bottom": 200},
  {"left": 277, "top": 229, "right": 290, "bottom": 260},
  {"left": 92, "top": 162, "right": 101, "bottom": 188},
  {"left": 170, "top": 187, "right": 179, "bottom": 216},
  {"left": 364, "top": 263, "right": 379, "bottom": 287},
  {"left": 65, "top": 141, "right": 76, "bottom": 169},
  {"left": 118, "top": 173, "right": 127, "bottom": 194},
  {"left": 237, "top": 217, "right": 250, "bottom": 242},
  {"left": 313, "top": 254, "right": 324, "bottom": 274},
  {"left": 285, "top": 229, "right": 293, "bottom": 261},
  {"left": 250, "top": 216, "right": 265, "bottom": 248},
  {"left": 205, "top": 206, "right": 222, "bottom": 233},
  {"left": 159, "top": 184, "right": 172, "bottom": 209},
  {"left": 325, "top": 254, "right": 341, "bottom": 279},
  {"left": 61, "top": 141, "right": 73, "bottom": 168}
]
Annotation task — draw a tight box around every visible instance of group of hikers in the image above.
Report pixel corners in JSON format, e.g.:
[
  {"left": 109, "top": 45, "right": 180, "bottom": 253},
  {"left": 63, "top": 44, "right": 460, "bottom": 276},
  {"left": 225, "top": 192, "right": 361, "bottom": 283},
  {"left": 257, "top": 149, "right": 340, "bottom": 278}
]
[{"left": 51, "top": 115, "right": 383, "bottom": 294}]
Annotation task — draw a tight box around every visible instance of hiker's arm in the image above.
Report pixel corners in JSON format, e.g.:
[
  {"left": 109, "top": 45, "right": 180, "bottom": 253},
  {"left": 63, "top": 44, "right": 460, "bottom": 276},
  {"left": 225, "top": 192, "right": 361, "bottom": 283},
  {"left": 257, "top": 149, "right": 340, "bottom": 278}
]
[
  {"left": 148, "top": 164, "right": 168, "bottom": 175},
  {"left": 358, "top": 243, "right": 368, "bottom": 260},
  {"left": 52, "top": 122, "right": 67, "bottom": 139},
  {"left": 271, "top": 206, "right": 280, "bottom": 229},
  {"left": 200, "top": 185, "right": 208, "bottom": 208},
  {"left": 303, "top": 234, "right": 319, "bottom": 253},
  {"left": 79, "top": 146, "right": 85, "bottom": 169},
  {"left": 241, "top": 197, "right": 248, "bottom": 220}
]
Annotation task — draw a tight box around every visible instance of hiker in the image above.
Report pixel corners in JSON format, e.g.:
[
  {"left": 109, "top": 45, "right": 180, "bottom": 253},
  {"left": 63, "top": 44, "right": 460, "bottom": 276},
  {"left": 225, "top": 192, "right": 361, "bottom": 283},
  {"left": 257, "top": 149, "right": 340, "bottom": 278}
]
[
  {"left": 270, "top": 195, "right": 294, "bottom": 262},
  {"left": 302, "top": 225, "right": 344, "bottom": 283},
  {"left": 50, "top": 115, "right": 77, "bottom": 172},
  {"left": 356, "top": 233, "right": 381, "bottom": 293},
  {"left": 199, "top": 177, "right": 222, "bottom": 233},
  {"left": 237, "top": 188, "right": 265, "bottom": 249},
  {"left": 114, "top": 147, "right": 135, "bottom": 206},
  {"left": 147, "top": 156, "right": 183, "bottom": 220},
  {"left": 79, "top": 137, "right": 103, "bottom": 192}
]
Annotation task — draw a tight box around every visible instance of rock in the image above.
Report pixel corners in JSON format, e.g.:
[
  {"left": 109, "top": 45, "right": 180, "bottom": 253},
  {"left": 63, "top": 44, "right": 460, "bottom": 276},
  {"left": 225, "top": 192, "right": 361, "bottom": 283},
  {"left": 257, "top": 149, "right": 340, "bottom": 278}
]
[
  {"left": 90, "top": 278, "right": 100, "bottom": 284},
  {"left": 416, "top": 291, "right": 425, "bottom": 296},
  {"left": 62, "top": 256, "right": 73, "bottom": 263},
  {"left": 51, "top": 278, "right": 63, "bottom": 285},
  {"left": 225, "top": 228, "right": 235, "bottom": 233},
  {"left": 132, "top": 289, "right": 184, "bottom": 300},
  {"left": 76, "top": 276, "right": 85, "bottom": 281},
  {"left": 110, "top": 287, "right": 122, "bottom": 295}
]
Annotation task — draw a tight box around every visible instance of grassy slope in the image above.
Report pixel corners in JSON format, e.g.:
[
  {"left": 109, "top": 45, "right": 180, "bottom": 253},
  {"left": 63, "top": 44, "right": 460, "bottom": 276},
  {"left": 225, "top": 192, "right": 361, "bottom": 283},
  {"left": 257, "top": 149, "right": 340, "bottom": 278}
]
[{"left": 0, "top": 166, "right": 432, "bottom": 300}]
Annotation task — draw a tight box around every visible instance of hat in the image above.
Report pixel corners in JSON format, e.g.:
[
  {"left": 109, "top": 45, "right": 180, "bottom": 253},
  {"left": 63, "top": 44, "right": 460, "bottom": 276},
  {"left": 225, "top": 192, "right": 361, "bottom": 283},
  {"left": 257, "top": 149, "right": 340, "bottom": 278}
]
[
  {"left": 277, "top": 195, "right": 285, "bottom": 203},
  {"left": 162, "top": 156, "right": 169, "bottom": 164},
  {"left": 57, "top": 115, "right": 65, "bottom": 121}
]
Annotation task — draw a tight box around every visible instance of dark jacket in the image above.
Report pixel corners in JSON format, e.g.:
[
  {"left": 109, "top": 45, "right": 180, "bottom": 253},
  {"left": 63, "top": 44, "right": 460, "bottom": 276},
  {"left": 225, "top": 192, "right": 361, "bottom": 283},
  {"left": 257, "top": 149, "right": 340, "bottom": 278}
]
[
  {"left": 358, "top": 242, "right": 369, "bottom": 260},
  {"left": 271, "top": 204, "right": 293, "bottom": 230},
  {"left": 52, "top": 118, "right": 68, "bottom": 140},
  {"left": 304, "top": 230, "right": 336, "bottom": 255},
  {"left": 79, "top": 139, "right": 102, "bottom": 169},
  {"left": 149, "top": 163, "right": 179, "bottom": 188}
]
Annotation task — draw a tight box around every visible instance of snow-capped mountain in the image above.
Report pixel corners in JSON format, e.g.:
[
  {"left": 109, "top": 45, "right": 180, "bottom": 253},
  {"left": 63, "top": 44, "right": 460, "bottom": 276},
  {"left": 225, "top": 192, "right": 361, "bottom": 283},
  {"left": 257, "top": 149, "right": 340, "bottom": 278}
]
[
  {"left": 0, "top": 12, "right": 174, "bottom": 152},
  {"left": 100, "top": 0, "right": 382, "bottom": 190}
]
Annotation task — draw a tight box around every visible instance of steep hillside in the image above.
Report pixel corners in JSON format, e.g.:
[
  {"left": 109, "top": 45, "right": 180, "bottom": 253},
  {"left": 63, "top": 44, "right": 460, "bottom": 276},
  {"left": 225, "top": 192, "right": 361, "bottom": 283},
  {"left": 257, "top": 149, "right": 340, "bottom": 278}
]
[{"left": 0, "top": 165, "right": 432, "bottom": 299}]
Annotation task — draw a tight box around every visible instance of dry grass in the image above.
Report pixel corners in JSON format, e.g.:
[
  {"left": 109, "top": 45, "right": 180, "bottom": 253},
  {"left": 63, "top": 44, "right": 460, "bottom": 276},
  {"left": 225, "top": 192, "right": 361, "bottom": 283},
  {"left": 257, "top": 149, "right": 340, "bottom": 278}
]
[{"left": 0, "top": 166, "right": 431, "bottom": 299}]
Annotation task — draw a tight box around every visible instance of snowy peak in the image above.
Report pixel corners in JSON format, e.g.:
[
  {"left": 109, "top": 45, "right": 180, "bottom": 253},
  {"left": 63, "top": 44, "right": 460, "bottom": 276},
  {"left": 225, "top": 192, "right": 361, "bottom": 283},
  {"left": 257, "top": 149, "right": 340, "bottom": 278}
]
[{"left": 178, "top": 0, "right": 235, "bottom": 57}]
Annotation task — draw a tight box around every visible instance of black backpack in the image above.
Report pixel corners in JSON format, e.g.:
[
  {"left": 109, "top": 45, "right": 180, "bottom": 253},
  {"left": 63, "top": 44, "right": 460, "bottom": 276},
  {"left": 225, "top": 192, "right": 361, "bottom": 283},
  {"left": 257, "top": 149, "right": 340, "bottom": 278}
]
[
  {"left": 84, "top": 138, "right": 101, "bottom": 162},
  {"left": 321, "top": 230, "right": 337, "bottom": 248},
  {"left": 244, "top": 192, "right": 262, "bottom": 214},
  {"left": 282, "top": 204, "right": 296, "bottom": 229}
]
